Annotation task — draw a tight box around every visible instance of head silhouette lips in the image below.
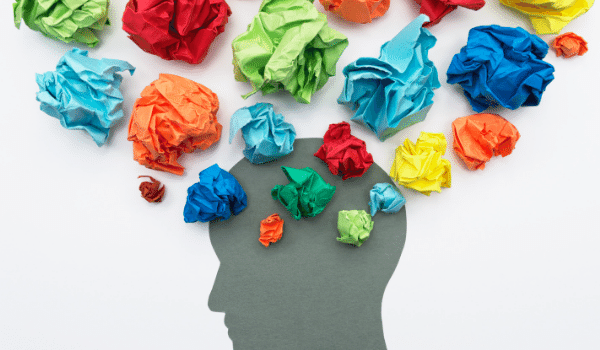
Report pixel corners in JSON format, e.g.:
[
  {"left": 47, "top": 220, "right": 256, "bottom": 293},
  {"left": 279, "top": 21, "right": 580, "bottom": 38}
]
[{"left": 208, "top": 138, "right": 407, "bottom": 350}]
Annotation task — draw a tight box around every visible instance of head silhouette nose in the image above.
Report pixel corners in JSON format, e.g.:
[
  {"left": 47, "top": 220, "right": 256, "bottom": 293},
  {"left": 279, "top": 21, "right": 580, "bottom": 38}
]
[{"left": 208, "top": 268, "right": 226, "bottom": 312}]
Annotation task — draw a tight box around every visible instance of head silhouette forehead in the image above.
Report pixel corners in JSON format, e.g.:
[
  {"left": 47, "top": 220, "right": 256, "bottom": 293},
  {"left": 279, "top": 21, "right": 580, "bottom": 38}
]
[{"left": 209, "top": 138, "right": 406, "bottom": 349}]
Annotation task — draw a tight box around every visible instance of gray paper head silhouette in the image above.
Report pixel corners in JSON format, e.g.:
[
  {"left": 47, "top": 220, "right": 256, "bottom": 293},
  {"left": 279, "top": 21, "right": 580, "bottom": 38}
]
[{"left": 209, "top": 138, "right": 407, "bottom": 350}]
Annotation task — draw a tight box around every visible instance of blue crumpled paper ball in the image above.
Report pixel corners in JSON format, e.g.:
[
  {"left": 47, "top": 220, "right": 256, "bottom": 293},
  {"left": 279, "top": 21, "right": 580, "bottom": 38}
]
[
  {"left": 447, "top": 25, "right": 555, "bottom": 112},
  {"left": 229, "top": 103, "right": 296, "bottom": 164},
  {"left": 184, "top": 164, "right": 248, "bottom": 223},
  {"left": 369, "top": 183, "right": 406, "bottom": 216},
  {"left": 36, "top": 48, "right": 135, "bottom": 146},
  {"left": 338, "top": 14, "right": 440, "bottom": 142}
]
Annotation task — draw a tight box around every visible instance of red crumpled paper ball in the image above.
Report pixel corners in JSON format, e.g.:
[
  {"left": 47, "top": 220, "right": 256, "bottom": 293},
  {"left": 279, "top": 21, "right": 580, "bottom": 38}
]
[
  {"left": 319, "top": 0, "right": 390, "bottom": 24},
  {"left": 122, "top": 0, "right": 231, "bottom": 64},
  {"left": 415, "top": 0, "right": 485, "bottom": 27},
  {"left": 314, "top": 122, "right": 373, "bottom": 180},
  {"left": 552, "top": 32, "right": 588, "bottom": 58},
  {"left": 128, "top": 74, "right": 222, "bottom": 175},
  {"left": 452, "top": 113, "right": 520, "bottom": 170}
]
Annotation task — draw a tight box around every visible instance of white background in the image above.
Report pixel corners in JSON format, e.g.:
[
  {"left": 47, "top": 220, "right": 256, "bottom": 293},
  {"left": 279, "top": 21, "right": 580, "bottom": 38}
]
[{"left": 1, "top": 0, "right": 599, "bottom": 349}]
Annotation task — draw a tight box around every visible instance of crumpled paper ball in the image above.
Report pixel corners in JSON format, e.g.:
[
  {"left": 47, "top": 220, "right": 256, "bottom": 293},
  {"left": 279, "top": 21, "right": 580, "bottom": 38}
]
[
  {"left": 452, "top": 113, "right": 520, "bottom": 170},
  {"left": 232, "top": 0, "right": 348, "bottom": 104},
  {"left": 122, "top": 0, "right": 231, "bottom": 64},
  {"left": 184, "top": 164, "right": 247, "bottom": 223},
  {"left": 229, "top": 103, "right": 296, "bottom": 164},
  {"left": 314, "top": 122, "right": 373, "bottom": 180},
  {"left": 338, "top": 15, "right": 440, "bottom": 141},
  {"left": 271, "top": 166, "right": 336, "bottom": 220},
  {"left": 336, "top": 210, "right": 374, "bottom": 247},
  {"left": 259, "top": 213, "right": 284, "bottom": 247},
  {"left": 13, "top": 0, "right": 109, "bottom": 47},
  {"left": 36, "top": 48, "right": 135, "bottom": 147},
  {"left": 128, "top": 74, "right": 222, "bottom": 175},
  {"left": 500, "top": 0, "right": 594, "bottom": 35},
  {"left": 368, "top": 183, "right": 405, "bottom": 216},
  {"left": 390, "top": 132, "right": 451, "bottom": 195},
  {"left": 447, "top": 25, "right": 555, "bottom": 113},
  {"left": 319, "top": 0, "right": 390, "bottom": 24},
  {"left": 138, "top": 176, "right": 165, "bottom": 203},
  {"left": 552, "top": 32, "right": 588, "bottom": 58},
  {"left": 415, "top": 0, "right": 485, "bottom": 27}
]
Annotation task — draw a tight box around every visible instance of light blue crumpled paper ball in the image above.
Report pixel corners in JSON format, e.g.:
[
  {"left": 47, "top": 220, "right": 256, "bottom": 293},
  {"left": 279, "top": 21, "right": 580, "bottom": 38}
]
[
  {"left": 36, "top": 48, "right": 135, "bottom": 146},
  {"left": 368, "top": 183, "right": 406, "bottom": 217},
  {"left": 229, "top": 102, "right": 296, "bottom": 164},
  {"left": 338, "top": 14, "right": 440, "bottom": 142}
]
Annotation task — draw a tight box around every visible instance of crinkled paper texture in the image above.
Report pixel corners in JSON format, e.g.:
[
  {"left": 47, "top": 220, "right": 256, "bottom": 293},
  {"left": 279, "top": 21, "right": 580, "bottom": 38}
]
[
  {"left": 271, "top": 166, "right": 336, "bottom": 220},
  {"left": 319, "top": 0, "right": 389, "bottom": 24},
  {"left": 390, "top": 132, "right": 451, "bottom": 195},
  {"left": 184, "top": 164, "right": 247, "bottom": 223},
  {"left": 232, "top": 0, "right": 348, "bottom": 104},
  {"left": 447, "top": 25, "right": 555, "bottom": 113},
  {"left": 128, "top": 74, "right": 222, "bottom": 175},
  {"left": 500, "top": 0, "right": 594, "bottom": 34},
  {"left": 416, "top": 0, "right": 485, "bottom": 27},
  {"left": 138, "top": 176, "right": 165, "bottom": 202},
  {"left": 13, "top": 0, "right": 109, "bottom": 47},
  {"left": 36, "top": 48, "right": 135, "bottom": 147},
  {"left": 338, "top": 15, "right": 440, "bottom": 141},
  {"left": 122, "top": 0, "right": 231, "bottom": 64},
  {"left": 452, "top": 113, "right": 520, "bottom": 170},
  {"left": 337, "top": 210, "right": 373, "bottom": 247},
  {"left": 229, "top": 103, "right": 296, "bottom": 164},
  {"left": 259, "top": 213, "right": 284, "bottom": 247},
  {"left": 314, "top": 122, "right": 373, "bottom": 180},
  {"left": 369, "top": 183, "right": 405, "bottom": 216},
  {"left": 552, "top": 32, "right": 588, "bottom": 57}
]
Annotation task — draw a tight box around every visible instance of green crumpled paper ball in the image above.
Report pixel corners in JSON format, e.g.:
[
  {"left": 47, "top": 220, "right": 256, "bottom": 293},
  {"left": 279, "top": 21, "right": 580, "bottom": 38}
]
[
  {"left": 337, "top": 210, "right": 374, "bottom": 247},
  {"left": 271, "top": 166, "right": 336, "bottom": 220},
  {"left": 232, "top": 0, "right": 349, "bottom": 104},
  {"left": 13, "top": 0, "right": 109, "bottom": 47}
]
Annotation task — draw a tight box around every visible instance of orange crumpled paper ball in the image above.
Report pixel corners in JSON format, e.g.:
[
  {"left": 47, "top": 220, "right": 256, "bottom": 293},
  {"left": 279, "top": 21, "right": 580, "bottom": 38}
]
[
  {"left": 128, "top": 74, "right": 222, "bottom": 175},
  {"left": 452, "top": 113, "right": 520, "bottom": 170},
  {"left": 259, "top": 213, "right": 284, "bottom": 247},
  {"left": 552, "top": 32, "right": 588, "bottom": 58},
  {"left": 319, "top": 0, "right": 390, "bottom": 24}
]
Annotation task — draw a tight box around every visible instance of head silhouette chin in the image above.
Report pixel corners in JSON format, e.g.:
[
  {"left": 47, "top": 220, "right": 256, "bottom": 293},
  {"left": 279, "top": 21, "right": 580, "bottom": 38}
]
[{"left": 208, "top": 138, "right": 407, "bottom": 350}]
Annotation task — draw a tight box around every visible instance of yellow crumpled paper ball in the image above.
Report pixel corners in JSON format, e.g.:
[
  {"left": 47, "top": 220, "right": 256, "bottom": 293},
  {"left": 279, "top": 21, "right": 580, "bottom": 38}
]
[
  {"left": 499, "top": 0, "right": 595, "bottom": 35},
  {"left": 390, "top": 132, "right": 451, "bottom": 195}
]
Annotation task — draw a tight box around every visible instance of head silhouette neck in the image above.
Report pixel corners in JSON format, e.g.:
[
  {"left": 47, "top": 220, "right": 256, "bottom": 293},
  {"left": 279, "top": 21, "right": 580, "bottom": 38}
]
[{"left": 209, "top": 138, "right": 406, "bottom": 349}]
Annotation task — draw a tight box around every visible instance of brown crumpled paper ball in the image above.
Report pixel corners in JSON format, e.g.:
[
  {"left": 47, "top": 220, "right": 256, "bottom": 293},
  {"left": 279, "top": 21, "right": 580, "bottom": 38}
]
[{"left": 138, "top": 176, "right": 165, "bottom": 202}]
